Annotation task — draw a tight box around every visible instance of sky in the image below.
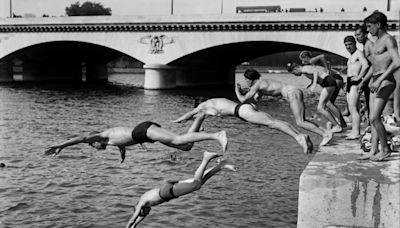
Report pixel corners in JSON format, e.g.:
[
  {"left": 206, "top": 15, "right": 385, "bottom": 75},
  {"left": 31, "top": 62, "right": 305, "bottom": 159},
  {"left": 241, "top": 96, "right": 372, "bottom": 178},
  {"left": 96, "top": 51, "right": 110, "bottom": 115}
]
[{"left": 0, "top": 0, "right": 398, "bottom": 18}]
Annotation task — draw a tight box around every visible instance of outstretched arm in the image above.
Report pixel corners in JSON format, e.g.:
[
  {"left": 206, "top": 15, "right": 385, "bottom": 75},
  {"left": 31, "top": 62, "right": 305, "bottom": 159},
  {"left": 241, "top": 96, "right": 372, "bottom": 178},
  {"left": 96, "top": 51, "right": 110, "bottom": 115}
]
[
  {"left": 119, "top": 146, "right": 126, "bottom": 163},
  {"left": 310, "top": 54, "right": 330, "bottom": 69},
  {"left": 44, "top": 133, "right": 103, "bottom": 156}
]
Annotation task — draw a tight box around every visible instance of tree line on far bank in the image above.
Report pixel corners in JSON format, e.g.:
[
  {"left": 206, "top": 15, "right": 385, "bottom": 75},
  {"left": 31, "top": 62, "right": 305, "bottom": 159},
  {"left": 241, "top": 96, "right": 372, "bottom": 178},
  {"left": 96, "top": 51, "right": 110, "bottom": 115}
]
[{"left": 65, "top": 1, "right": 111, "bottom": 16}]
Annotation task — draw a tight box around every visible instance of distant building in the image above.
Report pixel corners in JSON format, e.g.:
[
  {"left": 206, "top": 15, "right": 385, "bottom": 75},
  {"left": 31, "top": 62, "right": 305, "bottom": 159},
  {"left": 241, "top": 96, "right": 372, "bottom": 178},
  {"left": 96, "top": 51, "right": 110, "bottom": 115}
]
[
  {"left": 236, "top": 6, "right": 281, "bottom": 14},
  {"left": 289, "top": 8, "right": 306, "bottom": 12}
]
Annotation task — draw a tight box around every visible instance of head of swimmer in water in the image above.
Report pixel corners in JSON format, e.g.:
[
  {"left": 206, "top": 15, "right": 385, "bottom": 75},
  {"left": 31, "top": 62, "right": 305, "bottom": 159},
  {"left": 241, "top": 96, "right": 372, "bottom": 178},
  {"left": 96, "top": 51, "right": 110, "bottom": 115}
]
[
  {"left": 243, "top": 69, "right": 260, "bottom": 86},
  {"left": 87, "top": 131, "right": 107, "bottom": 150},
  {"left": 286, "top": 62, "right": 302, "bottom": 76}
]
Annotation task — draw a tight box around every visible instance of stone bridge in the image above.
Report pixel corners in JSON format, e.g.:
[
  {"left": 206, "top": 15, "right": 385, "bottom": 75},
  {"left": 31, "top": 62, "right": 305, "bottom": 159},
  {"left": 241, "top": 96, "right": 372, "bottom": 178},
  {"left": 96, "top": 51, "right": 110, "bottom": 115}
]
[{"left": 0, "top": 12, "right": 399, "bottom": 88}]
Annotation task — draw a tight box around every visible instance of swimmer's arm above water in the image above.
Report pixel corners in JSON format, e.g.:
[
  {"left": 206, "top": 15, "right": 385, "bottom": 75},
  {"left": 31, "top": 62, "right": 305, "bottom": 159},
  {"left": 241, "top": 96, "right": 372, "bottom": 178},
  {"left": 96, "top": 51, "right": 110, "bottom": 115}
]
[{"left": 44, "top": 133, "right": 102, "bottom": 155}]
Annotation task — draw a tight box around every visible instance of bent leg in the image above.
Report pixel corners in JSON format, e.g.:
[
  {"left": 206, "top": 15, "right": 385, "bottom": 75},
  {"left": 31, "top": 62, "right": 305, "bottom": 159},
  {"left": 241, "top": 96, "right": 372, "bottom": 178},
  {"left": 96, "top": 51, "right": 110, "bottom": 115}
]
[
  {"left": 318, "top": 88, "right": 342, "bottom": 132},
  {"left": 186, "top": 112, "right": 206, "bottom": 133},
  {"left": 288, "top": 92, "right": 332, "bottom": 146},
  {"left": 289, "top": 92, "right": 325, "bottom": 136},
  {"left": 239, "top": 105, "right": 312, "bottom": 154},
  {"left": 172, "top": 152, "right": 221, "bottom": 196},
  {"left": 147, "top": 126, "right": 227, "bottom": 152}
]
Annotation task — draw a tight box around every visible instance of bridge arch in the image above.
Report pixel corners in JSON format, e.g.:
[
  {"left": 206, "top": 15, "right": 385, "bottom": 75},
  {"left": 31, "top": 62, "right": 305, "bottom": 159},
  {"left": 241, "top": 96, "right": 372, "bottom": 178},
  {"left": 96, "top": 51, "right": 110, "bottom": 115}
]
[{"left": 1, "top": 40, "right": 144, "bottom": 82}]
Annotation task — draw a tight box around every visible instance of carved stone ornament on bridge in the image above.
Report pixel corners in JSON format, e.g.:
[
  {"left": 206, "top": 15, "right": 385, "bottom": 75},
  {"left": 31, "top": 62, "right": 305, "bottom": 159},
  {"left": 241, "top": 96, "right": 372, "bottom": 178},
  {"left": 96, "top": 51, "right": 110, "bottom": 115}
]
[{"left": 139, "top": 35, "right": 174, "bottom": 54}]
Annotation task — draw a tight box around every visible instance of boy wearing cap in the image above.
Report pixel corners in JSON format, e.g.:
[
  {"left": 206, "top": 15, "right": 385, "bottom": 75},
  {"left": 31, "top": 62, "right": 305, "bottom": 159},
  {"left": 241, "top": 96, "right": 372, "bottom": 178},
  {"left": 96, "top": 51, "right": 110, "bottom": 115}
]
[{"left": 343, "top": 35, "right": 369, "bottom": 139}]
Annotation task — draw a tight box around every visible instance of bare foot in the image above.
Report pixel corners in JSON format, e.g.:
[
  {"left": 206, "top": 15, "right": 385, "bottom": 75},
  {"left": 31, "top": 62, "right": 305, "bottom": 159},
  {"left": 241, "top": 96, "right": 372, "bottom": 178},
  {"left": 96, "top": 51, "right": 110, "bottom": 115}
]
[
  {"left": 172, "top": 118, "right": 185, "bottom": 123},
  {"left": 345, "top": 134, "right": 360, "bottom": 140},
  {"left": 357, "top": 151, "right": 376, "bottom": 160},
  {"left": 218, "top": 159, "right": 238, "bottom": 172},
  {"left": 320, "top": 130, "right": 333, "bottom": 146},
  {"left": 370, "top": 151, "right": 391, "bottom": 162},
  {"left": 203, "top": 151, "right": 222, "bottom": 161},
  {"left": 331, "top": 125, "right": 343, "bottom": 133},
  {"left": 297, "top": 134, "right": 311, "bottom": 154},
  {"left": 217, "top": 130, "right": 228, "bottom": 153}
]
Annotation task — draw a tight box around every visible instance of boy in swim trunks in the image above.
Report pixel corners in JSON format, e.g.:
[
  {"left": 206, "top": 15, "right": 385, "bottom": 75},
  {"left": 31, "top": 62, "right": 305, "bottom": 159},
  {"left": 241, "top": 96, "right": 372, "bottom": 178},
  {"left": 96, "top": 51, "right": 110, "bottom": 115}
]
[
  {"left": 287, "top": 63, "right": 347, "bottom": 133},
  {"left": 343, "top": 35, "right": 369, "bottom": 139},
  {"left": 236, "top": 69, "right": 333, "bottom": 146},
  {"left": 125, "top": 151, "right": 237, "bottom": 228},
  {"left": 173, "top": 98, "right": 313, "bottom": 154},
  {"left": 358, "top": 11, "right": 400, "bottom": 161},
  {"left": 45, "top": 115, "right": 228, "bottom": 163}
]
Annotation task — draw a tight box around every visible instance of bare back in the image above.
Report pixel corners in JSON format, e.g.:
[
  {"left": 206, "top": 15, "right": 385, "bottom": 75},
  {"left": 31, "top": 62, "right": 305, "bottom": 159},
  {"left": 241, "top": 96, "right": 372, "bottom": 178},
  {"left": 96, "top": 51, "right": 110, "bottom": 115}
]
[
  {"left": 256, "top": 79, "right": 285, "bottom": 97},
  {"left": 102, "top": 127, "right": 136, "bottom": 146},
  {"left": 300, "top": 65, "right": 329, "bottom": 82},
  {"left": 256, "top": 78, "right": 300, "bottom": 102},
  {"left": 198, "top": 98, "right": 237, "bottom": 116}
]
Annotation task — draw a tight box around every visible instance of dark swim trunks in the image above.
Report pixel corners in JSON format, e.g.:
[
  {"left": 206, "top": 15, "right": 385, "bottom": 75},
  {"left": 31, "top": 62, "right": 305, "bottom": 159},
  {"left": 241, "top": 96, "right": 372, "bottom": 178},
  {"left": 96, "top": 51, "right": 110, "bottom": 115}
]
[
  {"left": 234, "top": 103, "right": 247, "bottom": 122},
  {"left": 320, "top": 74, "right": 343, "bottom": 88},
  {"left": 346, "top": 77, "right": 362, "bottom": 93},
  {"left": 372, "top": 73, "right": 396, "bottom": 99},
  {"left": 159, "top": 180, "right": 179, "bottom": 202},
  {"left": 319, "top": 73, "right": 343, "bottom": 103},
  {"left": 131, "top": 121, "right": 161, "bottom": 144}
]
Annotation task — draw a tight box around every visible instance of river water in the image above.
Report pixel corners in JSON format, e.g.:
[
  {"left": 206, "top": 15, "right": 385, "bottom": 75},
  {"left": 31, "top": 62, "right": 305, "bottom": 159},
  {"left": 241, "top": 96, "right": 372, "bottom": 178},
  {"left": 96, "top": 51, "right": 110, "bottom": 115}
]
[{"left": 0, "top": 73, "right": 345, "bottom": 228}]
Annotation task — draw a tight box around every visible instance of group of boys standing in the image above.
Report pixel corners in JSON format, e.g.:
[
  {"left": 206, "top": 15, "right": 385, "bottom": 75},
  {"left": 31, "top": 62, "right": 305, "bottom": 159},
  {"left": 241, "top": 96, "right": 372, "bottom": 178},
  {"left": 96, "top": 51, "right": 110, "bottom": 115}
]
[{"left": 287, "top": 10, "right": 400, "bottom": 162}]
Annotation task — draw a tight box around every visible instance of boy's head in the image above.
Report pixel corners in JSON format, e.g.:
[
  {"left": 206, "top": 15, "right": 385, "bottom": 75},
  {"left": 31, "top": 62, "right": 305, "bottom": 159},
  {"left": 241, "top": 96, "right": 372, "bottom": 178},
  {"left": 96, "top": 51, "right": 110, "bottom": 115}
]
[
  {"left": 244, "top": 69, "right": 261, "bottom": 81},
  {"left": 87, "top": 131, "right": 107, "bottom": 150},
  {"left": 286, "top": 62, "right": 302, "bottom": 76},
  {"left": 344, "top": 35, "right": 357, "bottom": 54},
  {"left": 354, "top": 24, "right": 368, "bottom": 44},
  {"left": 299, "top": 50, "right": 312, "bottom": 61},
  {"left": 363, "top": 11, "right": 387, "bottom": 36}
]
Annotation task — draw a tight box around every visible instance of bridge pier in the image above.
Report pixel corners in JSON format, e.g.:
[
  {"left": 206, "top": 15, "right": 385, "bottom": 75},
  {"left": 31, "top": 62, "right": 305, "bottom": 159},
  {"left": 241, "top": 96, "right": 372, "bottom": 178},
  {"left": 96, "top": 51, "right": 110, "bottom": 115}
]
[{"left": 143, "top": 64, "right": 176, "bottom": 89}]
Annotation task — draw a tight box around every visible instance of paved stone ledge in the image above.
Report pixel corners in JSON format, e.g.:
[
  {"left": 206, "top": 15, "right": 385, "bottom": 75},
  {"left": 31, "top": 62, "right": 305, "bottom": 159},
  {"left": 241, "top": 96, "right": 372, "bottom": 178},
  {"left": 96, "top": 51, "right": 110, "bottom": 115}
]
[{"left": 297, "top": 136, "right": 400, "bottom": 228}]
